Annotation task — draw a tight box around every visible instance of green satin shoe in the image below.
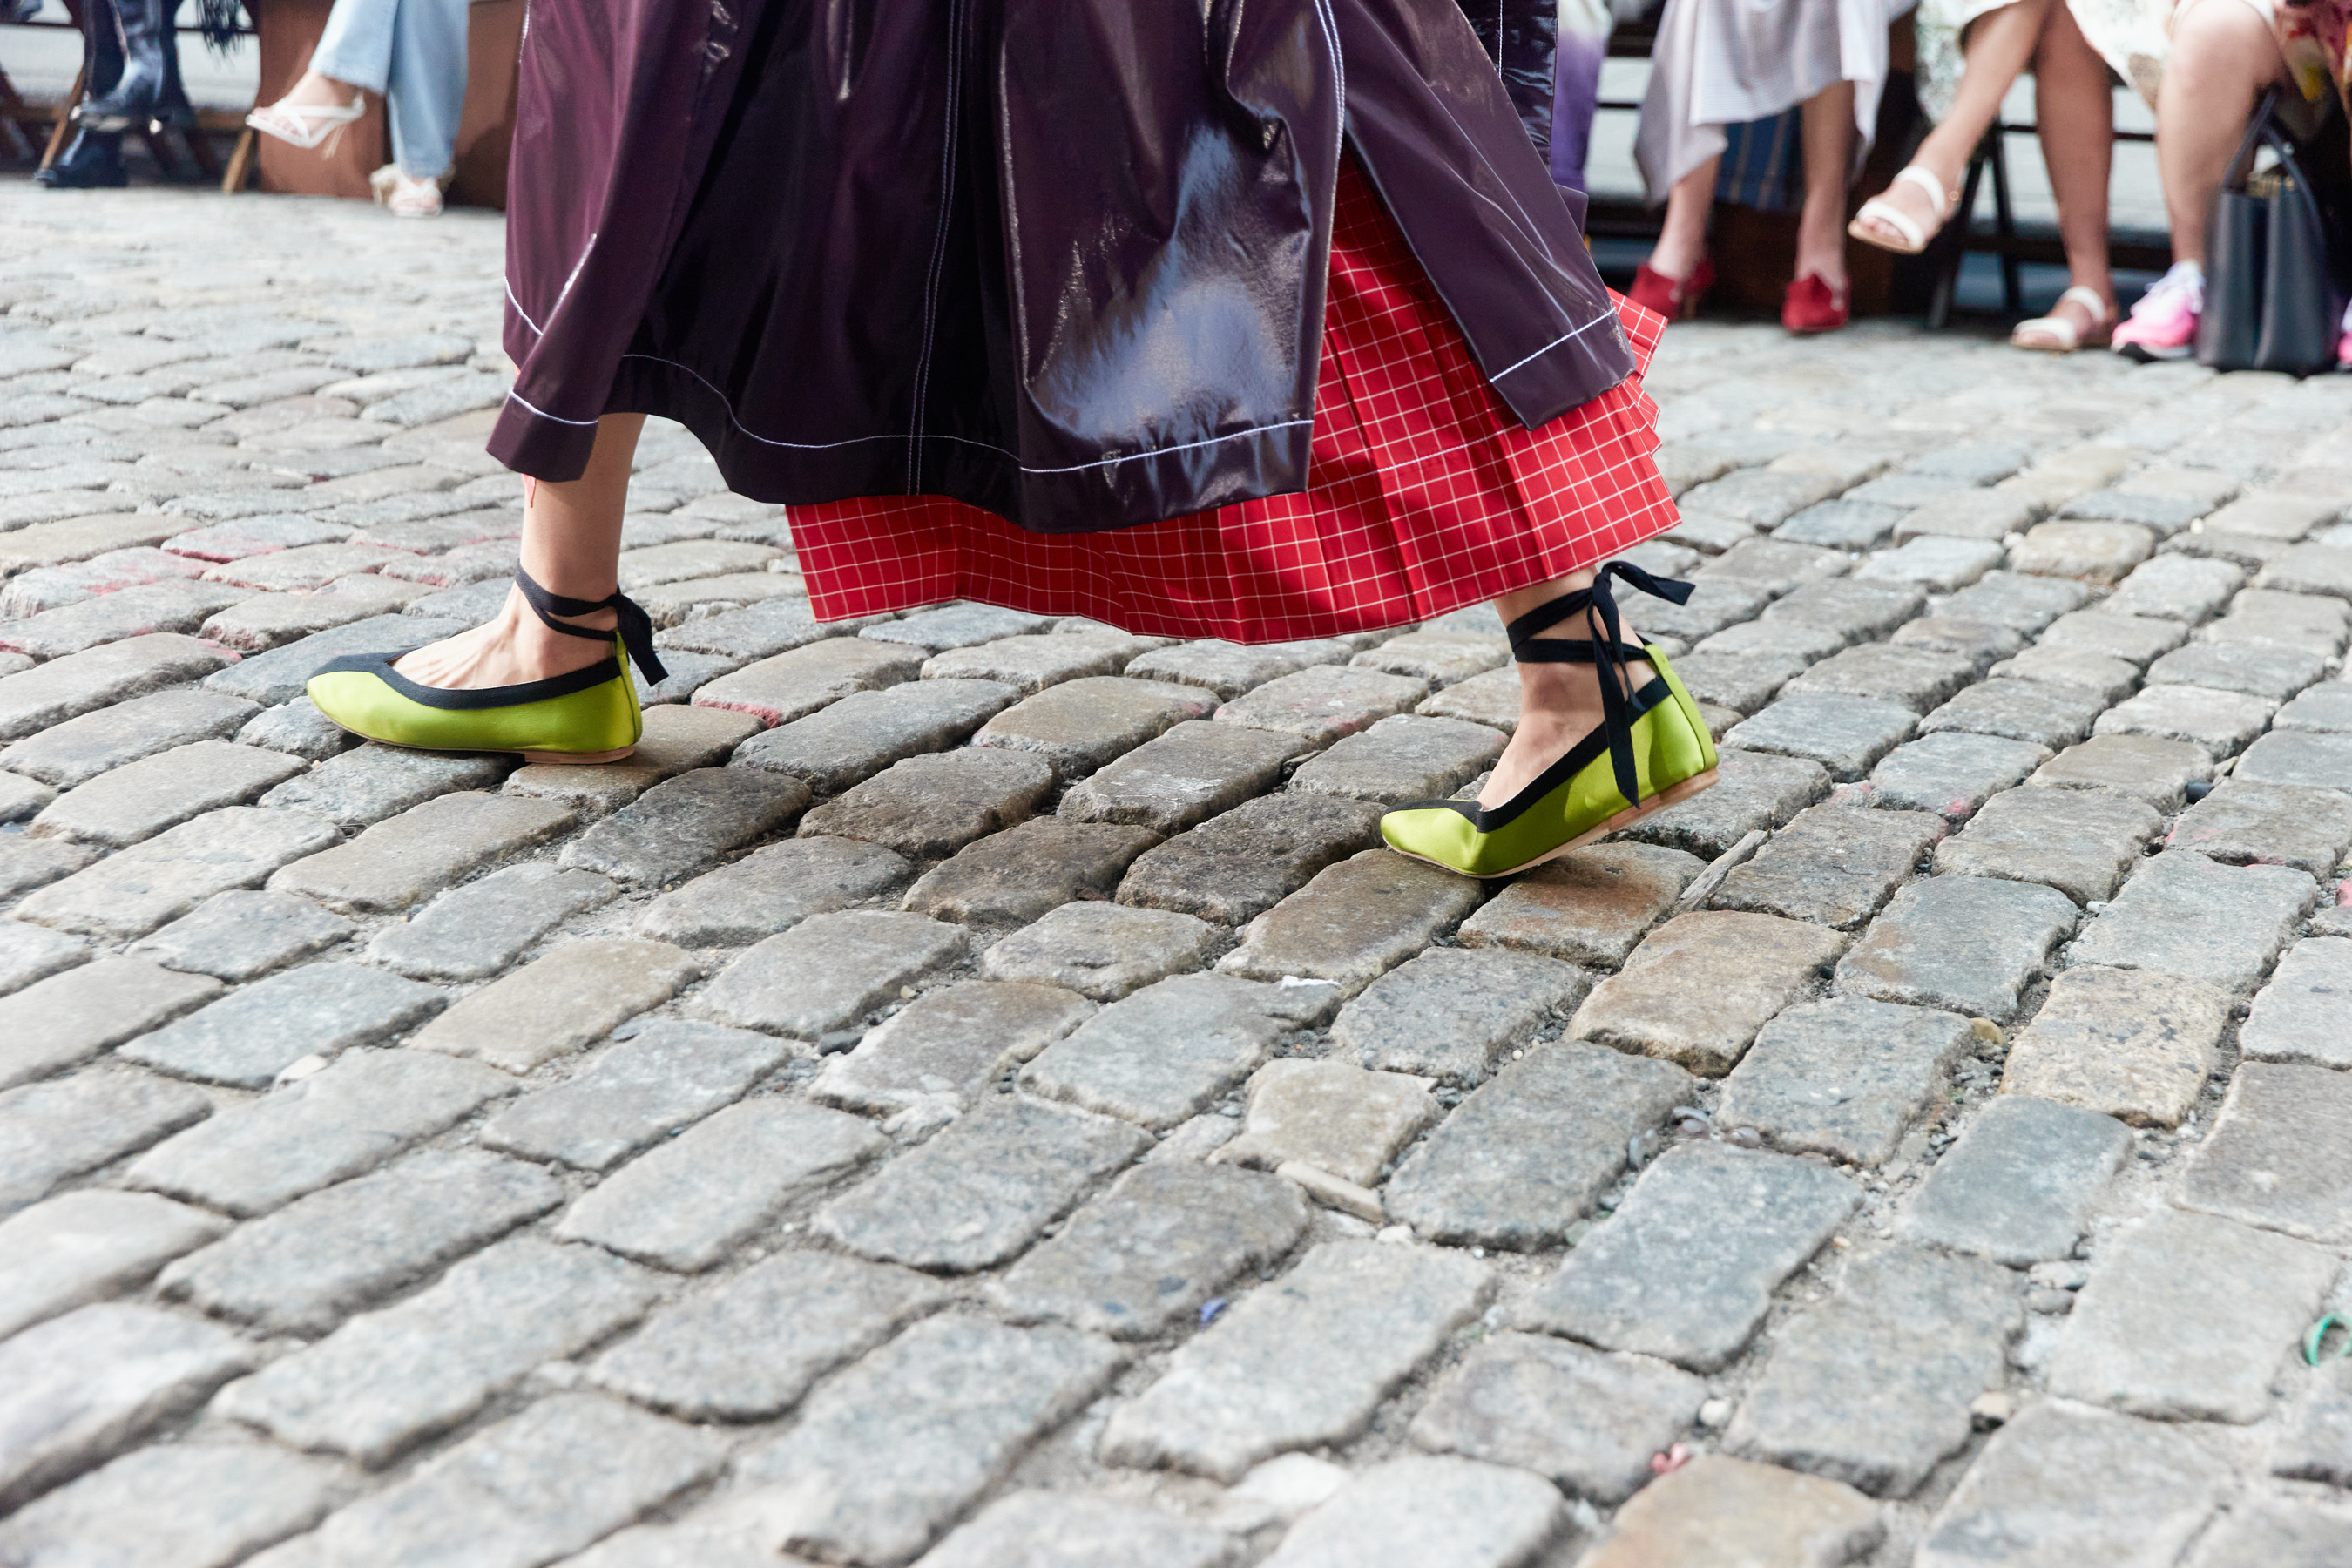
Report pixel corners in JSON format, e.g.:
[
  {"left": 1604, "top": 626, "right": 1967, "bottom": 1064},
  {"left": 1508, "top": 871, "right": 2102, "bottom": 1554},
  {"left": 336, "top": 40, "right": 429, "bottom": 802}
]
[
  {"left": 1380, "top": 563, "right": 1718, "bottom": 878},
  {"left": 306, "top": 566, "right": 669, "bottom": 763}
]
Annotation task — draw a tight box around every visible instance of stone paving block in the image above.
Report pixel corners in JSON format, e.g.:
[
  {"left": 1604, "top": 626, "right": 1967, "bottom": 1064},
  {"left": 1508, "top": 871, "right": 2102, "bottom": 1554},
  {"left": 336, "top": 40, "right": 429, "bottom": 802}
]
[
  {"left": 1098, "top": 1240, "right": 1490, "bottom": 1481},
  {"left": 2208, "top": 587, "right": 2350, "bottom": 656},
  {"left": 1834, "top": 876, "right": 2075, "bottom": 1024},
  {"left": 1019, "top": 973, "right": 1333, "bottom": 1130},
  {"left": 1118, "top": 794, "right": 1385, "bottom": 925},
  {"left": 159, "top": 1147, "right": 561, "bottom": 1335},
  {"left": 199, "top": 616, "right": 468, "bottom": 706},
  {"left": 1667, "top": 650, "right": 1811, "bottom": 715},
  {"left": 1286, "top": 713, "right": 1506, "bottom": 804},
  {"left": 2167, "top": 779, "right": 2352, "bottom": 878},
  {"left": 251, "top": 1395, "right": 720, "bottom": 1568},
  {"left": 1718, "top": 998, "right": 1976, "bottom": 1166},
  {"left": 2104, "top": 553, "right": 2245, "bottom": 623},
  {"left": 1859, "top": 732, "right": 2050, "bottom": 821},
  {"left": 633, "top": 572, "right": 804, "bottom": 626},
  {"left": 2176, "top": 1061, "right": 2352, "bottom": 1243},
  {"left": 2011, "top": 520, "right": 2153, "bottom": 583},
  {"left": 0, "top": 1438, "right": 340, "bottom": 1568},
  {"left": 1632, "top": 578, "right": 1774, "bottom": 645},
  {"left": 127, "top": 1048, "right": 515, "bottom": 1217},
  {"left": 688, "top": 637, "right": 922, "bottom": 727},
  {"left": 0, "top": 769, "right": 51, "bottom": 825},
  {"left": 1617, "top": 747, "right": 1831, "bottom": 861},
  {"left": 1692, "top": 618, "right": 1852, "bottom": 666},
  {"left": 1761, "top": 578, "right": 1926, "bottom": 644},
  {"left": 558, "top": 767, "right": 809, "bottom": 887},
  {"left": 1983, "top": 642, "right": 2141, "bottom": 701},
  {"left": 1918, "top": 1402, "right": 2218, "bottom": 1568},
  {"left": 2276, "top": 679, "right": 2352, "bottom": 733},
  {"left": 1722, "top": 693, "right": 1916, "bottom": 781},
  {"left": 1125, "top": 638, "right": 1349, "bottom": 700},
  {"left": 368, "top": 863, "right": 618, "bottom": 980},
  {"left": 1329, "top": 946, "right": 1590, "bottom": 1084},
  {"left": 697, "top": 911, "right": 968, "bottom": 1040},
  {"left": 414, "top": 937, "right": 700, "bottom": 1073},
  {"left": 811, "top": 980, "right": 1093, "bottom": 1117},
  {"left": 903, "top": 818, "right": 1159, "bottom": 927},
  {"left": 862, "top": 603, "right": 1057, "bottom": 652},
  {"left": 1580, "top": 1454, "right": 1883, "bottom": 1568},
  {"left": 1519, "top": 1145, "right": 1857, "bottom": 1371},
  {"left": 1853, "top": 537, "right": 2006, "bottom": 592},
  {"left": 972, "top": 675, "right": 1216, "bottom": 780},
  {"left": 0, "top": 950, "right": 227, "bottom": 1088},
  {"left": 1573, "top": 910, "right": 1846, "bottom": 1075},
  {"left": 729, "top": 678, "right": 1018, "bottom": 793},
  {"left": 0, "top": 579, "right": 254, "bottom": 660},
  {"left": 2038, "top": 608, "right": 2191, "bottom": 666},
  {"left": 2183, "top": 1502, "right": 2352, "bottom": 1568},
  {"left": 2001, "top": 965, "right": 2232, "bottom": 1128},
  {"left": 1889, "top": 614, "right": 2028, "bottom": 671},
  {"left": 1058, "top": 720, "right": 1309, "bottom": 834},
  {"left": 213, "top": 1237, "right": 661, "bottom": 1466},
  {"left": 2146, "top": 644, "right": 2327, "bottom": 712},
  {"left": 1215, "top": 1058, "right": 1436, "bottom": 1186},
  {"left": 267, "top": 791, "right": 571, "bottom": 915},
  {"left": 1726, "top": 1245, "right": 2019, "bottom": 1497},
  {"left": 0, "top": 1189, "right": 228, "bottom": 1341},
  {"left": 237, "top": 695, "right": 360, "bottom": 761},
  {"left": 0, "top": 1302, "right": 255, "bottom": 1513},
  {"left": 1218, "top": 848, "right": 1484, "bottom": 996},
  {"left": 1712, "top": 803, "right": 1940, "bottom": 930},
  {"left": 1348, "top": 630, "right": 1510, "bottom": 686},
  {"left": 0, "top": 1073, "right": 213, "bottom": 1216},
  {"left": 0, "top": 686, "right": 257, "bottom": 787},
  {"left": 1775, "top": 497, "right": 1904, "bottom": 549},
  {"left": 591, "top": 1249, "right": 946, "bottom": 1422},
  {"left": 1459, "top": 843, "right": 1701, "bottom": 969},
  {"left": 798, "top": 748, "right": 1052, "bottom": 860},
  {"left": 922, "top": 632, "right": 1159, "bottom": 693},
  {"left": 990, "top": 1160, "right": 1310, "bottom": 1340},
  {"left": 2094, "top": 683, "right": 2277, "bottom": 755},
  {"left": 617, "top": 538, "right": 781, "bottom": 589},
  {"left": 1213, "top": 664, "right": 1430, "bottom": 748},
  {"left": 916, "top": 1492, "right": 1236, "bottom": 1568},
  {"left": 121, "top": 960, "right": 448, "bottom": 1087},
  {"left": 2257, "top": 540, "right": 2352, "bottom": 598},
  {"left": 2071, "top": 850, "right": 2313, "bottom": 990},
  {"left": 1892, "top": 487, "right": 2039, "bottom": 543},
  {"left": 1929, "top": 785, "right": 2164, "bottom": 907},
  {"left": 559, "top": 1100, "right": 885, "bottom": 1271},
  {"left": 727, "top": 1316, "right": 1123, "bottom": 1567},
  {"left": 2242, "top": 937, "right": 2352, "bottom": 1068},
  {"left": 1681, "top": 468, "right": 1845, "bottom": 526},
  {"left": 0, "top": 917, "right": 84, "bottom": 997},
  {"left": 814, "top": 1095, "right": 1146, "bottom": 1272},
  {"left": 651, "top": 595, "right": 829, "bottom": 660},
  {"left": 124, "top": 889, "right": 355, "bottom": 985},
  {"left": 1916, "top": 678, "right": 2108, "bottom": 749},
  {"left": 259, "top": 744, "right": 507, "bottom": 829},
  {"left": 1386, "top": 1042, "right": 1693, "bottom": 1250},
  {"left": 1407, "top": 1334, "right": 1703, "bottom": 1507},
  {"left": 0, "top": 633, "right": 238, "bottom": 741},
  {"left": 2273, "top": 1358, "right": 2352, "bottom": 1488},
  {"left": 1259, "top": 1455, "right": 1562, "bottom": 1568},
  {"left": 1903, "top": 1094, "right": 2129, "bottom": 1264},
  {"left": 1942, "top": 569, "right": 2092, "bottom": 633},
  {"left": 980, "top": 902, "right": 1214, "bottom": 1000},
  {"left": 2234, "top": 727, "right": 2352, "bottom": 793},
  {"left": 1415, "top": 664, "right": 1524, "bottom": 732},
  {"left": 637, "top": 835, "right": 912, "bottom": 947},
  {"left": 2047, "top": 1208, "right": 2336, "bottom": 1423},
  {"left": 2206, "top": 490, "right": 2338, "bottom": 539},
  {"left": 2029, "top": 733, "right": 2213, "bottom": 811},
  {"left": 483, "top": 1019, "right": 788, "bottom": 1171},
  {"left": 0, "top": 513, "right": 199, "bottom": 578}
]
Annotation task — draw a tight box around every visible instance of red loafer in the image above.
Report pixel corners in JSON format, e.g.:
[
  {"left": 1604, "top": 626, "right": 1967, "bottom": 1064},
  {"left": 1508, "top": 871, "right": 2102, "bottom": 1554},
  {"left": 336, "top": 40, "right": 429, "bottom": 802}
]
[
  {"left": 1782, "top": 273, "right": 1850, "bottom": 335},
  {"left": 1628, "top": 256, "right": 1715, "bottom": 322}
]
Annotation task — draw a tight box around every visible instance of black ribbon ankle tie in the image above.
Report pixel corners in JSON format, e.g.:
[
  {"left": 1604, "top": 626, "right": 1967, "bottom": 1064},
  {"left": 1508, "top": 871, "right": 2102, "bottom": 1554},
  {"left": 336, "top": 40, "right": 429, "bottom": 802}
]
[
  {"left": 1505, "top": 562, "right": 1693, "bottom": 808},
  {"left": 512, "top": 566, "right": 669, "bottom": 685}
]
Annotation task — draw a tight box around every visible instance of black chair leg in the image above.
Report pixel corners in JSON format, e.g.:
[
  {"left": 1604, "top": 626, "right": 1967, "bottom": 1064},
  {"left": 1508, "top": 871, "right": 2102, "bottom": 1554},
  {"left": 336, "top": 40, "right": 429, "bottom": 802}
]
[
  {"left": 1927, "top": 148, "right": 1990, "bottom": 331},
  {"left": 1988, "top": 132, "right": 2024, "bottom": 314}
]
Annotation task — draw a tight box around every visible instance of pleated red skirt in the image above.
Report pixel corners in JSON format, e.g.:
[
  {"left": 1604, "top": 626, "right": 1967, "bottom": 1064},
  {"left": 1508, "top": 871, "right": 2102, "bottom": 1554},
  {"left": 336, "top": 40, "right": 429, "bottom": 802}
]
[{"left": 787, "top": 157, "right": 1680, "bottom": 644}]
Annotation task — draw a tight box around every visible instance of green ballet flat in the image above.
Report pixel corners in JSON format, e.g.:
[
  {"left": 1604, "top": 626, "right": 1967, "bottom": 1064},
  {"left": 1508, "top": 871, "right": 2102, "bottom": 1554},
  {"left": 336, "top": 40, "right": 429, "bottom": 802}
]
[
  {"left": 306, "top": 566, "right": 669, "bottom": 763},
  {"left": 1380, "top": 562, "right": 1717, "bottom": 878}
]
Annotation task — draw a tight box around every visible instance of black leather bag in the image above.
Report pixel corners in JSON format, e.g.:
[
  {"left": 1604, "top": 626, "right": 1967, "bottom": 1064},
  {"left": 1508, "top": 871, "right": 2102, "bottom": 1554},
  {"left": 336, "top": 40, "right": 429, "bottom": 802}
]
[{"left": 2198, "top": 91, "right": 2347, "bottom": 375}]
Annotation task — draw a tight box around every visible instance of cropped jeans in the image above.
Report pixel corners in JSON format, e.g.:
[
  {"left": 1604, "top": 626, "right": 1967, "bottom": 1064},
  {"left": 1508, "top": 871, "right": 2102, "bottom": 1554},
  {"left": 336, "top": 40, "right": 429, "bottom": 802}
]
[{"left": 309, "top": 0, "right": 469, "bottom": 179}]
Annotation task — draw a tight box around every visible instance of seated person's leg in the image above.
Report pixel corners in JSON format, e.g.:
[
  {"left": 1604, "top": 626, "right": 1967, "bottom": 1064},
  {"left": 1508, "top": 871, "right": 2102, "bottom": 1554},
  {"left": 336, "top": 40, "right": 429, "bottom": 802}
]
[
  {"left": 246, "top": 0, "right": 393, "bottom": 145},
  {"left": 379, "top": 0, "right": 470, "bottom": 214},
  {"left": 1853, "top": 0, "right": 2054, "bottom": 250},
  {"left": 1787, "top": 78, "right": 1855, "bottom": 331},
  {"left": 1632, "top": 155, "right": 1721, "bottom": 318},
  {"left": 2011, "top": 0, "right": 2119, "bottom": 348}
]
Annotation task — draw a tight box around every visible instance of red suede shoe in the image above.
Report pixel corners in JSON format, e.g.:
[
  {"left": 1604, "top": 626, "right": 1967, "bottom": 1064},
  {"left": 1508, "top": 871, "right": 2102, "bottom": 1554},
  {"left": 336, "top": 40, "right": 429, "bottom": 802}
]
[
  {"left": 1628, "top": 256, "right": 1715, "bottom": 322},
  {"left": 1782, "top": 274, "right": 1850, "bottom": 335}
]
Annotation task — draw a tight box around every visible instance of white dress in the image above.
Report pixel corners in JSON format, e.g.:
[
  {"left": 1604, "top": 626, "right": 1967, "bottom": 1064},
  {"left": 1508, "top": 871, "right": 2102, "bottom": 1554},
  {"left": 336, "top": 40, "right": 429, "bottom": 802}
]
[
  {"left": 1634, "top": 0, "right": 1916, "bottom": 202},
  {"left": 1914, "top": 0, "right": 2174, "bottom": 117}
]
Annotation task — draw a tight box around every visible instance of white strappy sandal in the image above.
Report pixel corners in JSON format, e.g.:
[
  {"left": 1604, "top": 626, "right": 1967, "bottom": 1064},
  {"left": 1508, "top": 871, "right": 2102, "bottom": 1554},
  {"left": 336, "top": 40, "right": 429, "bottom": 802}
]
[
  {"left": 245, "top": 93, "right": 367, "bottom": 154},
  {"left": 2010, "top": 285, "right": 2118, "bottom": 354},
  {"left": 1848, "top": 166, "right": 1957, "bottom": 256}
]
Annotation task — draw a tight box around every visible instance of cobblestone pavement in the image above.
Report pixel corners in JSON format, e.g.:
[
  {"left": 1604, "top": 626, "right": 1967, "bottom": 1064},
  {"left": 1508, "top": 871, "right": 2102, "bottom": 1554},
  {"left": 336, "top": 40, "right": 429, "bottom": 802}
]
[{"left": 3, "top": 180, "right": 2352, "bottom": 1568}]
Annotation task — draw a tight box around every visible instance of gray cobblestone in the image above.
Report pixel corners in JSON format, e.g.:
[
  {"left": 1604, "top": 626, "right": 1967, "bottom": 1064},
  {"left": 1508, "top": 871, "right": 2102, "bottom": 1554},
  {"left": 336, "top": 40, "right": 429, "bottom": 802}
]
[
  {"left": 637, "top": 835, "right": 911, "bottom": 947},
  {"left": 1058, "top": 720, "right": 1308, "bottom": 835},
  {"left": 1834, "top": 876, "right": 2075, "bottom": 1022},
  {"left": 1918, "top": 1402, "right": 2218, "bottom": 1568},
  {"left": 1219, "top": 849, "right": 1483, "bottom": 995},
  {"left": 799, "top": 748, "right": 1052, "bottom": 860},
  {"left": 697, "top": 910, "right": 967, "bottom": 1039},
  {"left": 811, "top": 980, "right": 1090, "bottom": 1116},
  {"left": 2029, "top": 733, "right": 2213, "bottom": 810},
  {"left": 1762, "top": 578, "right": 1925, "bottom": 644},
  {"left": 1330, "top": 947, "right": 1588, "bottom": 1084},
  {"left": 1618, "top": 747, "right": 1830, "bottom": 860},
  {"left": 2209, "top": 588, "right": 2349, "bottom": 656},
  {"left": 2256, "top": 540, "right": 2352, "bottom": 598},
  {"left": 1125, "top": 639, "right": 1349, "bottom": 700},
  {"left": 0, "top": 1072, "right": 213, "bottom": 1216},
  {"left": 0, "top": 687, "right": 258, "bottom": 788},
  {"left": 2071, "top": 850, "right": 2313, "bottom": 990},
  {"left": 1719, "top": 998, "right": 1975, "bottom": 1165},
  {"left": 2177, "top": 1061, "right": 2352, "bottom": 1242},
  {"left": 482, "top": 1019, "right": 787, "bottom": 1170},
  {"left": 0, "top": 955, "right": 226, "bottom": 1089},
  {"left": 122, "top": 961, "right": 448, "bottom": 1087},
  {"left": 688, "top": 637, "right": 921, "bottom": 727},
  {"left": 1213, "top": 665, "right": 1429, "bottom": 747},
  {"left": 1903, "top": 1093, "right": 2130, "bottom": 1264},
  {"left": 2234, "top": 727, "right": 2352, "bottom": 792},
  {"left": 1408, "top": 1334, "right": 1703, "bottom": 1506},
  {"left": 728, "top": 677, "right": 1022, "bottom": 792},
  {"left": 559, "top": 1100, "right": 884, "bottom": 1270},
  {"left": 2275, "top": 679, "right": 2352, "bottom": 732},
  {"left": 1918, "top": 678, "right": 2108, "bottom": 749},
  {"left": 559, "top": 767, "right": 808, "bottom": 886},
  {"left": 1573, "top": 911, "right": 1846, "bottom": 1075},
  {"left": 0, "top": 579, "right": 256, "bottom": 660},
  {"left": 1855, "top": 537, "right": 2006, "bottom": 592},
  {"left": 981, "top": 902, "right": 1214, "bottom": 999},
  {"left": 267, "top": 792, "right": 570, "bottom": 915},
  {"left": 2104, "top": 554, "right": 2245, "bottom": 622},
  {"left": 2095, "top": 682, "right": 2278, "bottom": 754},
  {"left": 1260, "top": 1455, "right": 1563, "bottom": 1568},
  {"left": 902, "top": 819, "right": 1159, "bottom": 927},
  {"left": 1020, "top": 973, "right": 1335, "bottom": 1130},
  {"left": 2241, "top": 937, "right": 2352, "bottom": 1067},
  {"left": 260, "top": 745, "right": 508, "bottom": 829},
  {"left": 0, "top": 633, "right": 238, "bottom": 740},
  {"left": 923, "top": 632, "right": 1160, "bottom": 693},
  {"left": 2001, "top": 965, "right": 2233, "bottom": 1127},
  {"left": 369, "top": 863, "right": 617, "bottom": 980},
  {"left": 1859, "top": 732, "right": 2049, "bottom": 820},
  {"left": 124, "top": 890, "right": 352, "bottom": 984},
  {"left": 2167, "top": 779, "right": 2352, "bottom": 877},
  {"left": 414, "top": 938, "right": 700, "bottom": 1074},
  {"left": 237, "top": 695, "right": 360, "bottom": 761},
  {"left": 1119, "top": 794, "right": 1384, "bottom": 925},
  {"left": 1943, "top": 569, "right": 2092, "bottom": 633},
  {"left": 1285, "top": 713, "right": 1505, "bottom": 804},
  {"left": 2038, "top": 608, "right": 2189, "bottom": 665},
  {"left": 1348, "top": 630, "right": 1509, "bottom": 686},
  {"left": 1712, "top": 803, "right": 1941, "bottom": 930},
  {"left": 0, "top": 1189, "right": 226, "bottom": 1341},
  {"left": 918, "top": 1493, "right": 1235, "bottom": 1568},
  {"left": 1985, "top": 643, "right": 2139, "bottom": 700},
  {"left": 201, "top": 615, "right": 469, "bottom": 706},
  {"left": 1722, "top": 693, "right": 1916, "bottom": 781},
  {"left": 0, "top": 1439, "right": 340, "bottom": 1568},
  {"left": 862, "top": 604, "right": 1054, "bottom": 652},
  {"left": 0, "top": 917, "right": 84, "bottom": 997},
  {"left": 973, "top": 676, "right": 1216, "bottom": 779}
]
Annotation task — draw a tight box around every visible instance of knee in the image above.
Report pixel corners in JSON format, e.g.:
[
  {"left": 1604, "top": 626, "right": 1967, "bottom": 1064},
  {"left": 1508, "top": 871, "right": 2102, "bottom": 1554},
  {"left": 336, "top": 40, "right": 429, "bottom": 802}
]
[{"left": 2167, "top": 0, "right": 2284, "bottom": 86}]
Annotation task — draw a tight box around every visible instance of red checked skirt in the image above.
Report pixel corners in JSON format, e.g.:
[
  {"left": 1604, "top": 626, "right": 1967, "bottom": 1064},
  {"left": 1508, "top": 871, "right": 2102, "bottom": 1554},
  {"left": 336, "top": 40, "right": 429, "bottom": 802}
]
[{"left": 787, "top": 157, "right": 1680, "bottom": 644}]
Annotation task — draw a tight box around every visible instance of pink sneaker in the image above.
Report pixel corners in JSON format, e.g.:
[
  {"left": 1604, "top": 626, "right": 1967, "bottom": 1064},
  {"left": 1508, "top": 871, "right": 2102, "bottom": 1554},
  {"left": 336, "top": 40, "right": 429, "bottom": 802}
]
[{"left": 2112, "top": 262, "right": 2203, "bottom": 362}]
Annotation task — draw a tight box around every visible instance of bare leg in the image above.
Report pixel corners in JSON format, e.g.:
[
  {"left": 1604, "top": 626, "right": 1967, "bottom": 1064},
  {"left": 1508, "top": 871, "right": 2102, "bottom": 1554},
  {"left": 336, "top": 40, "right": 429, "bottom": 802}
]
[
  {"left": 1645, "top": 155, "right": 1720, "bottom": 280},
  {"left": 1853, "top": 0, "right": 2053, "bottom": 246},
  {"left": 2158, "top": 0, "right": 2288, "bottom": 266},
  {"left": 1481, "top": 571, "right": 1656, "bottom": 809},
  {"left": 392, "top": 413, "right": 643, "bottom": 690},
  {"left": 1795, "top": 80, "right": 1856, "bottom": 288},
  {"left": 2030, "top": 0, "right": 2118, "bottom": 329}
]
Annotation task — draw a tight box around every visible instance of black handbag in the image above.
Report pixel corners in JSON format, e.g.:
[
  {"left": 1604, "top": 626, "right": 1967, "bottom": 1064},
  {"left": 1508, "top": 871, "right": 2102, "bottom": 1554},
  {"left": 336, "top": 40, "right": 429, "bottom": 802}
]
[{"left": 2198, "top": 90, "right": 2347, "bottom": 375}]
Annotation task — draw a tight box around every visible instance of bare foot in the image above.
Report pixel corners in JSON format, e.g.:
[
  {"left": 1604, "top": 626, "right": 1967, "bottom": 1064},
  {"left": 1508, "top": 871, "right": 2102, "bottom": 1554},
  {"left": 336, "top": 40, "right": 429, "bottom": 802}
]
[
  {"left": 1479, "top": 638, "right": 1655, "bottom": 809},
  {"left": 392, "top": 586, "right": 616, "bottom": 691}
]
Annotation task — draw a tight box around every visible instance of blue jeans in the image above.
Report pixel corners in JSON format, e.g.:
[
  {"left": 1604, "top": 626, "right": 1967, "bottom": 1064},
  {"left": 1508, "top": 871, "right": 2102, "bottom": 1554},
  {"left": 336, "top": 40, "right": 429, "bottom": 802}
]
[{"left": 309, "top": 0, "right": 469, "bottom": 179}]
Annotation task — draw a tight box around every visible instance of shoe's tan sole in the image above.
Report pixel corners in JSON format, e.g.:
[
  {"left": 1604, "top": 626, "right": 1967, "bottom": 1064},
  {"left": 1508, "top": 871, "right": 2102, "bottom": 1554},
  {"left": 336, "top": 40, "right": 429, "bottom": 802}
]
[
  {"left": 1390, "top": 768, "right": 1720, "bottom": 880},
  {"left": 317, "top": 714, "right": 636, "bottom": 767},
  {"left": 518, "top": 747, "right": 635, "bottom": 765}
]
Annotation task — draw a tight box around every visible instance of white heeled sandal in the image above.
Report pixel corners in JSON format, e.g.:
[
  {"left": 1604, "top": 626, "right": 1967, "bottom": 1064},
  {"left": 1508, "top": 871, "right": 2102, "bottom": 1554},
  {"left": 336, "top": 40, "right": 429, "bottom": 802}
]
[
  {"left": 1848, "top": 166, "right": 1957, "bottom": 256},
  {"left": 2010, "top": 286, "right": 2117, "bottom": 353},
  {"left": 245, "top": 93, "right": 367, "bottom": 154}
]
